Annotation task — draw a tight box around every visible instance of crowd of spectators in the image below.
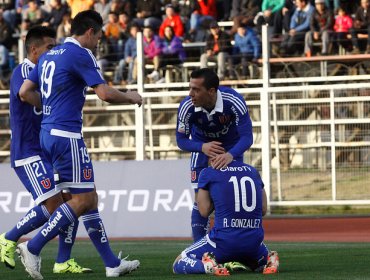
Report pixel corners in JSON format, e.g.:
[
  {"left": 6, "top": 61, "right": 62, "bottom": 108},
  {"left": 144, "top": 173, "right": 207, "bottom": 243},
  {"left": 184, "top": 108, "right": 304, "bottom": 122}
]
[{"left": 0, "top": 0, "right": 368, "bottom": 87}]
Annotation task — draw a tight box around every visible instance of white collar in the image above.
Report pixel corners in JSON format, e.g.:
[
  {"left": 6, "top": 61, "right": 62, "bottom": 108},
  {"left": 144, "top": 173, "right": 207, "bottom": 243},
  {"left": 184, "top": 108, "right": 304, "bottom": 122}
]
[
  {"left": 64, "top": 37, "right": 82, "bottom": 47},
  {"left": 23, "top": 58, "right": 35, "bottom": 68},
  {"left": 194, "top": 89, "right": 223, "bottom": 115}
]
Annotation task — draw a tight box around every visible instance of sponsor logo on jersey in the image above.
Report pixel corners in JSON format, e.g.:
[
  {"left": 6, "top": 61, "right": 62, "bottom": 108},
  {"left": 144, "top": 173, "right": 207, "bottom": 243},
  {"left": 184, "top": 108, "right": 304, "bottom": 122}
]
[{"left": 40, "top": 178, "right": 51, "bottom": 189}]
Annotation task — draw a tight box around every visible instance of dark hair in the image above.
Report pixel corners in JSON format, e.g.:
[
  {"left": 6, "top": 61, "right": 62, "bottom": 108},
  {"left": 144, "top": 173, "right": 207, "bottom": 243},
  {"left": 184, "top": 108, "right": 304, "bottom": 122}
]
[
  {"left": 71, "top": 10, "right": 103, "bottom": 36},
  {"left": 25, "top": 26, "right": 56, "bottom": 54},
  {"left": 190, "top": 68, "right": 219, "bottom": 90}
]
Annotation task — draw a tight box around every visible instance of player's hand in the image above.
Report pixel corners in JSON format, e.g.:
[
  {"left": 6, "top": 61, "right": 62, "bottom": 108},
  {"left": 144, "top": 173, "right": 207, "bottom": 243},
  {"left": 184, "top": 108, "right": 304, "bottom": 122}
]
[
  {"left": 201, "top": 141, "right": 225, "bottom": 158},
  {"left": 126, "top": 90, "right": 143, "bottom": 107},
  {"left": 210, "top": 152, "right": 233, "bottom": 169}
]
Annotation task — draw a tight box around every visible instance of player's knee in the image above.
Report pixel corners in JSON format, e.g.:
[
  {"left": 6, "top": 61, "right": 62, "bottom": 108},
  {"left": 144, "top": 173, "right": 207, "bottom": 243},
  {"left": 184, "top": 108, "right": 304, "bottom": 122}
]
[
  {"left": 70, "top": 191, "right": 98, "bottom": 215},
  {"left": 43, "top": 193, "right": 64, "bottom": 214}
]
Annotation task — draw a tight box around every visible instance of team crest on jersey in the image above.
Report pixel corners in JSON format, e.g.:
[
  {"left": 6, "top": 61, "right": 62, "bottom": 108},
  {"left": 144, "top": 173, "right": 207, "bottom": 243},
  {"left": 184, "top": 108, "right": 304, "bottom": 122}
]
[
  {"left": 40, "top": 178, "right": 51, "bottom": 189},
  {"left": 191, "top": 171, "right": 196, "bottom": 181},
  {"left": 219, "top": 115, "right": 231, "bottom": 124},
  {"left": 83, "top": 168, "right": 92, "bottom": 180}
]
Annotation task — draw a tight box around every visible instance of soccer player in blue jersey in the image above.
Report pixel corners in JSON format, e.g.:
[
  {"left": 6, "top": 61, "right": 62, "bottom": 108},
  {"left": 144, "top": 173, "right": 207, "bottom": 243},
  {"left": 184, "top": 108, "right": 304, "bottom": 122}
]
[
  {"left": 0, "top": 26, "right": 91, "bottom": 275},
  {"left": 176, "top": 68, "right": 253, "bottom": 242},
  {"left": 172, "top": 160, "right": 279, "bottom": 275},
  {"left": 18, "top": 10, "right": 142, "bottom": 279}
]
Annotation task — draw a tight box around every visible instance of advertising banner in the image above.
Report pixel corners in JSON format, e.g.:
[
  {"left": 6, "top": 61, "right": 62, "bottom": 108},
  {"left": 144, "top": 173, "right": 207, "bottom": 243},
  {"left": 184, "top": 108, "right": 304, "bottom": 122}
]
[{"left": 0, "top": 160, "right": 193, "bottom": 238}]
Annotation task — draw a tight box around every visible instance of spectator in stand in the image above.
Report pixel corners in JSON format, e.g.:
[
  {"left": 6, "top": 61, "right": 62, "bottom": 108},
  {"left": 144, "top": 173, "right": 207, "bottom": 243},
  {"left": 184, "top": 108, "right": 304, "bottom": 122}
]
[
  {"left": 143, "top": 25, "right": 163, "bottom": 82},
  {"left": 42, "top": 0, "right": 69, "bottom": 30},
  {"left": 254, "top": 0, "right": 285, "bottom": 37},
  {"left": 113, "top": 23, "right": 139, "bottom": 85},
  {"left": 304, "top": 0, "right": 334, "bottom": 56},
  {"left": 233, "top": 24, "right": 261, "bottom": 78},
  {"left": 94, "top": 0, "right": 111, "bottom": 24},
  {"left": 161, "top": 25, "right": 186, "bottom": 66},
  {"left": 230, "top": 0, "right": 261, "bottom": 20},
  {"left": 56, "top": 12, "right": 71, "bottom": 43},
  {"left": 66, "top": 0, "right": 94, "bottom": 18},
  {"left": 134, "top": 0, "right": 162, "bottom": 30},
  {"left": 333, "top": 6, "right": 352, "bottom": 52},
  {"left": 174, "top": 0, "right": 197, "bottom": 33},
  {"left": 189, "top": 0, "right": 217, "bottom": 34},
  {"left": 21, "top": 0, "right": 47, "bottom": 29},
  {"left": 159, "top": 4, "right": 184, "bottom": 38},
  {"left": 0, "top": 10, "right": 12, "bottom": 50},
  {"left": 282, "top": 0, "right": 297, "bottom": 34},
  {"left": 104, "top": 11, "right": 121, "bottom": 60},
  {"left": 229, "top": 1, "right": 261, "bottom": 36},
  {"left": 280, "top": 0, "right": 314, "bottom": 56},
  {"left": 0, "top": 0, "right": 17, "bottom": 31},
  {"left": 350, "top": 0, "right": 370, "bottom": 54},
  {"left": 200, "top": 21, "right": 234, "bottom": 80}
]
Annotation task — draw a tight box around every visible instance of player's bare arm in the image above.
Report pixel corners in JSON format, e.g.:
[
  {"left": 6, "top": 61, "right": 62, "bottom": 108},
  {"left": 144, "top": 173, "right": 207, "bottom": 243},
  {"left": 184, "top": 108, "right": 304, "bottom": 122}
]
[
  {"left": 201, "top": 141, "right": 225, "bottom": 158},
  {"left": 210, "top": 152, "right": 234, "bottom": 169},
  {"left": 94, "top": 83, "right": 143, "bottom": 106},
  {"left": 19, "top": 79, "right": 41, "bottom": 109},
  {"left": 197, "top": 189, "right": 214, "bottom": 218}
]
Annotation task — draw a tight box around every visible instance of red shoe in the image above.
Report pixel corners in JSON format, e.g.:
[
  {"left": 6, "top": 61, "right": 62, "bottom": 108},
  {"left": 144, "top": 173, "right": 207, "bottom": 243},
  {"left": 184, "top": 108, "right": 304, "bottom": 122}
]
[
  {"left": 202, "top": 253, "right": 230, "bottom": 276},
  {"left": 214, "top": 265, "right": 230, "bottom": 276},
  {"left": 263, "top": 251, "right": 279, "bottom": 274}
]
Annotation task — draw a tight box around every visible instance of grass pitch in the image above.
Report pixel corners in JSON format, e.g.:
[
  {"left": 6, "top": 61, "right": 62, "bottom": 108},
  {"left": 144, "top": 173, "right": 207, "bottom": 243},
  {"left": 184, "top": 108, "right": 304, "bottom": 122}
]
[{"left": 1, "top": 240, "right": 369, "bottom": 279}]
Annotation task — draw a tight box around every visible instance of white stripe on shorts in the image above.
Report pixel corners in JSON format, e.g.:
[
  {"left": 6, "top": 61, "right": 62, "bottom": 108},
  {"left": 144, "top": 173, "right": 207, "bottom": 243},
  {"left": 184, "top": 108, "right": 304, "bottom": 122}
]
[{"left": 24, "top": 164, "right": 42, "bottom": 197}]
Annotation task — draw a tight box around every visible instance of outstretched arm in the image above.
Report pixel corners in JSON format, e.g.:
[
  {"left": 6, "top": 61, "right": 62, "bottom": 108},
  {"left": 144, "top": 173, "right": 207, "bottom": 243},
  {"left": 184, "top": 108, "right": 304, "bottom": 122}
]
[{"left": 94, "top": 83, "right": 142, "bottom": 106}]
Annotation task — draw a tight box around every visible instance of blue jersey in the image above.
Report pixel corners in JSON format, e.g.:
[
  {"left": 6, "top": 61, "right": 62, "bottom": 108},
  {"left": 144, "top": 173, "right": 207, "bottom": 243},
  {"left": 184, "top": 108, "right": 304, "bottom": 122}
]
[
  {"left": 176, "top": 86, "right": 253, "bottom": 158},
  {"left": 9, "top": 59, "right": 43, "bottom": 168},
  {"left": 198, "top": 161, "right": 264, "bottom": 244},
  {"left": 28, "top": 37, "right": 105, "bottom": 134}
]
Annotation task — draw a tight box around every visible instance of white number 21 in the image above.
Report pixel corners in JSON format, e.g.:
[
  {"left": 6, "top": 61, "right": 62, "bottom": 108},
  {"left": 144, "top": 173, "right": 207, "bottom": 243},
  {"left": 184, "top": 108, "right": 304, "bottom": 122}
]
[{"left": 229, "top": 176, "right": 256, "bottom": 212}]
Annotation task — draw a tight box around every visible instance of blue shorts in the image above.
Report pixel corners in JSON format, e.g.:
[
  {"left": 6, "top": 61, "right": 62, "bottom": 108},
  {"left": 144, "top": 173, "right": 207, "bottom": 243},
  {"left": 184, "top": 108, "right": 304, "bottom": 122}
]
[
  {"left": 40, "top": 128, "right": 95, "bottom": 194},
  {"left": 190, "top": 152, "right": 243, "bottom": 191},
  {"left": 181, "top": 234, "right": 268, "bottom": 270},
  {"left": 14, "top": 156, "right": 58, "bottom": 205}
]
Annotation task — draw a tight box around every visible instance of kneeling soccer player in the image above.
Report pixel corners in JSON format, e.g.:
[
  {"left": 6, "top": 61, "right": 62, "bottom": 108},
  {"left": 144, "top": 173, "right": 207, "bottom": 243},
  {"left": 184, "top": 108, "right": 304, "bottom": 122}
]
[{"left": 173, "top": 161, "right": 279, "bottom": 275}]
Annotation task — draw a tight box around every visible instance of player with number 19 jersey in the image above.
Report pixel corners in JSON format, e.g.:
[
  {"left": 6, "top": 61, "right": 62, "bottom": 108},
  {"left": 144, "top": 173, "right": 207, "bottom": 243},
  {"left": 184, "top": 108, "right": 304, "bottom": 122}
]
[
  {"left": 27, "top": 37, "right": 105, "bottom": 191},
  {"left": 28, "top": 37, "right": 105, "bottom": 133}
]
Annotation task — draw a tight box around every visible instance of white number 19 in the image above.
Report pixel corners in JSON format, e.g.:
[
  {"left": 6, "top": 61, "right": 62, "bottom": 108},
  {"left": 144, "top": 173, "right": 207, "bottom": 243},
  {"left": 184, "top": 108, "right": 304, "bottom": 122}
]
[{"left": 40, "top": 60, "right": 56, "bottom": 98}]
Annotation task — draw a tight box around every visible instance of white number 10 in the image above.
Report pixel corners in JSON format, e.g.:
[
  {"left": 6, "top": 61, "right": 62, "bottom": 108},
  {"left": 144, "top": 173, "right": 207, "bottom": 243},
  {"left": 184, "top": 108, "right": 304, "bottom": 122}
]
[
  {"left": 229, "top": 176, "right": 256, "bottom": 212},
  {"left": 40, "top": 60, "right": 56, "bottom": 98}
]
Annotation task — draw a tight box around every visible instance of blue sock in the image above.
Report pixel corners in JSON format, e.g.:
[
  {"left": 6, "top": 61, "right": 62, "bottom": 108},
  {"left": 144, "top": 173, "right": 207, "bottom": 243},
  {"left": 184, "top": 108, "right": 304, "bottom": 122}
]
[
  {"left": 56, "top": 219, "right": 79, "bottom": 263},
  {"left": 82, "top": 209, "right": 120, "bottom": 268},
  {"left": 27, "top": 203, "right": 76, "bottom": 256},
  {"left": 173, "top": 256, "right": 206, "bottom": 274},
  {"left": 5, "top": 205, "right": 50, "bottom": 242},
  {"left": 191, "top": 203, "right": 209, "bottom": 242}
]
